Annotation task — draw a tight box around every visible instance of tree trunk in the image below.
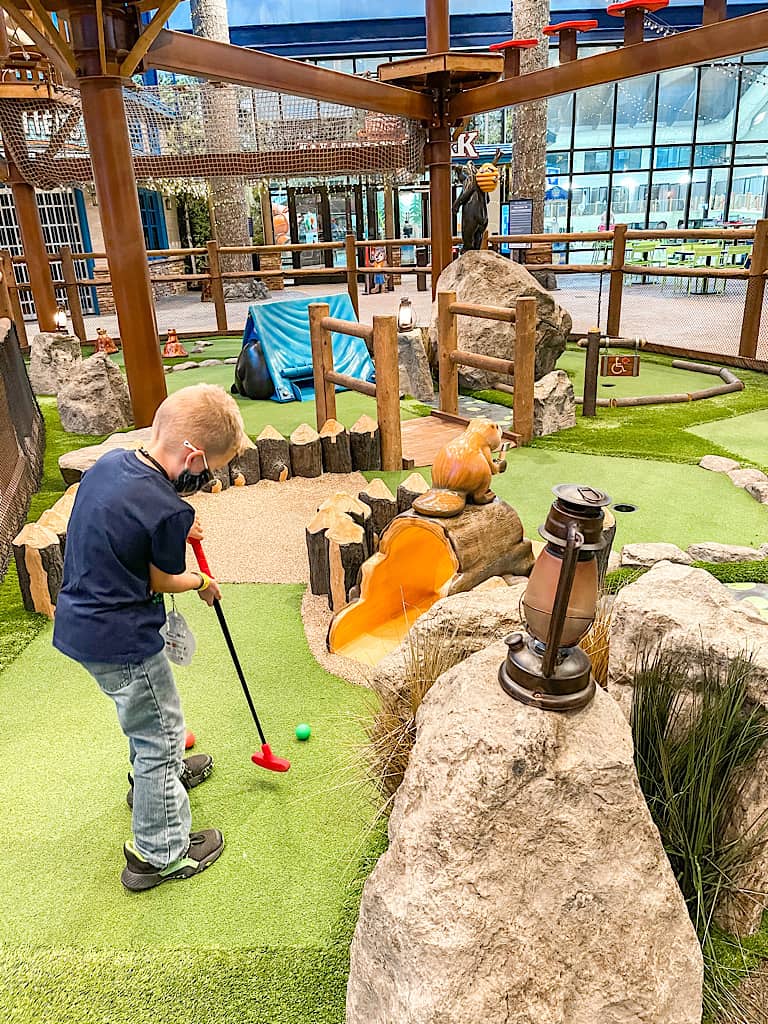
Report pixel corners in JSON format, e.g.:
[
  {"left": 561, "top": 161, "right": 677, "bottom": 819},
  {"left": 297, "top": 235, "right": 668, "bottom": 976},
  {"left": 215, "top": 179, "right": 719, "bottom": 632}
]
[
  {"left": 191, "top": 0, "right": 259, "bottom": 299},
  {"left": 511, "top": 0, "right": 549, "bottom": 235}
]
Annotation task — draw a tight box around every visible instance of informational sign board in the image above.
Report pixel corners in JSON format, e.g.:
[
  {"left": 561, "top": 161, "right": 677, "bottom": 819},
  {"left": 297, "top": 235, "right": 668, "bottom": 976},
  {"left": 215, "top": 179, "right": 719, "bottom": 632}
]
[
  {"left": 600, "top": 353, "right": 640, "bottom": 377},
  {"left": 500, "top": 200, "right": 534, "bottom": 255}
]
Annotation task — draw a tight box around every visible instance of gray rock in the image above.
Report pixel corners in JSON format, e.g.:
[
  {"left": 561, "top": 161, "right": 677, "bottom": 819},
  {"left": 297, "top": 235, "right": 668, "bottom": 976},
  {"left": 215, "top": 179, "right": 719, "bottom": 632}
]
[
  {"left": 28, "top": 332, "right": 82, "bottom": 395},
  {"left": 699, "top": 454, "right": 740, "bottom": 473},
  {"left": 224, "top": 357, "right": 238, "bottom": 365},
  {"left": 199, "top": 358, "right": 224, "bottom": 367},
  {"left": 746, "top": 481, "right": 768, "bottom": 504},
  {"left": 58, "top": 427, "right": 152, "bottom": 484},
  {"left": 172, "top": 361, "right": 198, "bottom": 372},
  {"left": 397, "top": 329, "right": 434, "bottom": 403},
  {"left": 687, "top": 542, "right": 765, "bottom": 563},
  {"left": 533, "top": 368, "right": 576, "bottom": 436},
  {"left": 57, "top": 354, "right": 132, "bottom": 435},
  {"left": 762, "top": 544, "right": 768, "bottom": 559},
  {"left": 222, "top": 279, "right": 270, "bottom": 302},
  {"left": 727, "top": 467, "right": 768, "bottom": 489},
  {"left": 620, "top": 543, "right": 693, "bottom": 568},
  {"left": 428, "top": 250, "right": 571, "bottom": 390},
  {"left": 348, "top": 643, "right": 703, "bottom": 1024},
  {"left": 196, "top": 340, "right": 214, "bottom": 348}
]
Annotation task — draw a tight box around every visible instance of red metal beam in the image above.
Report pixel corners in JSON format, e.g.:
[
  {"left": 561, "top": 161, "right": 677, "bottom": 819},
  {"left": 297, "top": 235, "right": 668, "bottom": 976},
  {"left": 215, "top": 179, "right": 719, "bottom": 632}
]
[
  {"left": 145, "top": 29, "right": 432, "bottom": 121},
  {"left": 451, "top": 9, "right": 768, "bottom": 119}
]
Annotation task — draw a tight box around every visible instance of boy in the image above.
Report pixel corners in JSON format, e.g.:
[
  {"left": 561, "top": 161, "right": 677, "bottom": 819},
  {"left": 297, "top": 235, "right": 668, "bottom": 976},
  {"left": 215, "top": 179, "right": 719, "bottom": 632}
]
[{"left": 53, "top": 384, "right": 248, "bottom": 892}]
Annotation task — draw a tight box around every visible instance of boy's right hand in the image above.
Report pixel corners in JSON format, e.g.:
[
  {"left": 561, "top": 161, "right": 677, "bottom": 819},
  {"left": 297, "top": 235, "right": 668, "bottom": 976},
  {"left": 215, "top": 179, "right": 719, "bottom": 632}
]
[{"left": 198, "top": 577, "right": 222, "bottom": 605}]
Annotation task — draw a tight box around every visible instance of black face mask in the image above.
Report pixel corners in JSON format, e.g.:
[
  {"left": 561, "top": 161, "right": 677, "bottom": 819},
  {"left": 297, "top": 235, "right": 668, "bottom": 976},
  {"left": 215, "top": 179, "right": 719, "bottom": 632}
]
[{"left": 139, "top": 448, "right": 213, "bottom": 496}]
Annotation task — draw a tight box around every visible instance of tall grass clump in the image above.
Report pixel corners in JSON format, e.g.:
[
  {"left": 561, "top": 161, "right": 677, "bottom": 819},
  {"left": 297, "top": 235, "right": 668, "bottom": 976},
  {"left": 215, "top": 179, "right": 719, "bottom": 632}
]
[{"left": 631, "top": 648, "right": 768, "bottom": 1022}]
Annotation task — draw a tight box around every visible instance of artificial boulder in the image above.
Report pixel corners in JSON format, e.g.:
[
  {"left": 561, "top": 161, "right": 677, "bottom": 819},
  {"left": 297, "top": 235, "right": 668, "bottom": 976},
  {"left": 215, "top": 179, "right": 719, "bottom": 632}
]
[
  {"left": 28, "top": 332, "right": 82, "bottom": 395},
  {"left": 397, "top": 329, "right": 434, "bottom": 403},
  {"left": 428, "top": 250, "right": 571, "bottom": 390},
  {"left": 347, "top": 643, "right": 703, "bottom": 1024},
  {"left": 58, "top": 426, "right": 151, "bottom": 484},
  {"left": 533, "top": 368, "right": 576, "bottom": 436},
  {"left": 57, "top": 353, "right": 132, "bottom": 435}
]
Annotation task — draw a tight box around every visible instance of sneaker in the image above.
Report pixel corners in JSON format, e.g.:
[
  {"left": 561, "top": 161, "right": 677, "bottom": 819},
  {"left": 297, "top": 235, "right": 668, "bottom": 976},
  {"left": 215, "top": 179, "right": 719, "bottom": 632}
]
[
  {"left": 121, "top": 829, "right": 224, "bottom": 892},
  {"left": 126, "top": 753, "right": 213, "bottom": 809}
]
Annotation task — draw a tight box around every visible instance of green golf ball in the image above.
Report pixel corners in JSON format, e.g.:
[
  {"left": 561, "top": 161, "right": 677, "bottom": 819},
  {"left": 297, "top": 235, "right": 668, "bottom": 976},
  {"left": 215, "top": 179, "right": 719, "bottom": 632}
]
[{"left": 295, "top": 723, "right": 312, "bottom": 741}]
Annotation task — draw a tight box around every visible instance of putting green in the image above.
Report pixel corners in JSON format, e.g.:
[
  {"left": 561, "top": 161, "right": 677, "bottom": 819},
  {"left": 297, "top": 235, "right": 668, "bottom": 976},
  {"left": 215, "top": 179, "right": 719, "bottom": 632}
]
[
  {"left": 557, "top": 347, "right": 723, "bottom": 400},
  {"left": 0, "top": 584, "right": 375, "bottom": 1021},
  {"left": 684, "top": 409, "right": 768, "bottom": 468},
  {"left": 371, "top": 448, "right": 768, "bottom": 551},
  {"left": 91, "top": 335, "right": 242, "bottom": 365}
]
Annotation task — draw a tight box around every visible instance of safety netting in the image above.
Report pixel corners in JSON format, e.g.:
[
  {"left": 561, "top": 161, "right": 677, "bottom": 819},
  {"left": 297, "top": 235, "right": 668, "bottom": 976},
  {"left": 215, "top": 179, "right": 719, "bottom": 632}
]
[
  {"left": 0, "top": 78, "right": 427, "bottom": 190},
  {"left": 0, "top": 320, "right": 44, "bottom": 582}
]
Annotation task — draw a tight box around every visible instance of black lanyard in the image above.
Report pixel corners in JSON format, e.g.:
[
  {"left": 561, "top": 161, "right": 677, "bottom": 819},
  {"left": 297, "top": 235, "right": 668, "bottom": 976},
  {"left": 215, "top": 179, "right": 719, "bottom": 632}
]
[{"left": 138, "top": 448, "right": 170, "bottom": 481}]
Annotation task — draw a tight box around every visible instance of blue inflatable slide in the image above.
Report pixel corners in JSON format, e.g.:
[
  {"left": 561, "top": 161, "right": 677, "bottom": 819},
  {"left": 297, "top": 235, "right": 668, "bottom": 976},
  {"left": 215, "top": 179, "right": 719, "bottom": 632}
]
[{"left": 241, "top": 294, "right": 376, "bottom": 403}]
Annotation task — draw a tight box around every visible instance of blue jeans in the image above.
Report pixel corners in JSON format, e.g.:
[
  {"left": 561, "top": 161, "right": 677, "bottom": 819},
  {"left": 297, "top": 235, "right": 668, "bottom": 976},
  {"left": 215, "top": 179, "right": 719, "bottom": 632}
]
[{"left": 82, "top": 650, "right": 191, "bottom": 868}]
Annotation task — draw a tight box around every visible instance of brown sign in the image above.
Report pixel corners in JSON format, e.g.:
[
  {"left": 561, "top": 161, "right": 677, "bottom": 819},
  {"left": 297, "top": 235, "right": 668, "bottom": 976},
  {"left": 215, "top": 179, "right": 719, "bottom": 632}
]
[{"left": 600, "top": 353, "right": 640, "bottom": 377}]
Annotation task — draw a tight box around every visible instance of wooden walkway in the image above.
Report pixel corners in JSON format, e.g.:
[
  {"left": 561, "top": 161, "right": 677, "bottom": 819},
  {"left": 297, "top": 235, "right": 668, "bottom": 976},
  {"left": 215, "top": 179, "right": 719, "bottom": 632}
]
[{"left": 400, "top": 412, "right": 519, "bottom": 468}]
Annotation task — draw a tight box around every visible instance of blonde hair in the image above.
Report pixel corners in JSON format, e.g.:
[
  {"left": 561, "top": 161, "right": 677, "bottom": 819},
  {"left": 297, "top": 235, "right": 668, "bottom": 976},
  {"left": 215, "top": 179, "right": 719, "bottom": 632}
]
[{"left": 151, "top": 384, "right": 248, "bottom": 459}]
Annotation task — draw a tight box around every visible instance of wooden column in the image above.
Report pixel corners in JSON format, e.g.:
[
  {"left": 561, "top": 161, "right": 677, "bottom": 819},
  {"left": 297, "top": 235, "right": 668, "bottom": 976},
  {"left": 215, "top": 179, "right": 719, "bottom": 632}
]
[
  {"left": 8, "top": 164, "right": 57, "bottom": 333},
  {"left": 513, "top": 296, "right": 536, "bottom": 445},
  {"left": 309, "top": 302, "right": 337, "bottom": 429},
  {"left": 559, "top": 30, "right": 578, "bottom": 63},
  {"left": 438, "top": 289, "right": 459, "bottom": 415},
  {"left": 623, "top": 9, "right": 645, "bottom": 45},
  {"left": 607, "top": 224, "right": 627, "bottom": 339},
  {"left": 206, "top": 239, "right": 228, "bottom": 332},
  {"left": 78, "top": 76, "right": 165, "bottom": 428},
  {"left": 0, "top": 258, "right": 12, "bottom": 320},
  {"left": 426, "top": 0, "right": 450, "bottom": 53},
  {"left": 345, "top": 233, "right": 360, "bottom": 318},
  {"left": 739, "top": 218, "right": 768, "bottom": 360},
  {"left": 1, "top": 249, "right": 27, "bottom": 349},
  {"left": 59, "top": 245, "right": 86, "bottom": 343},
  {"left": 428, "top": 123, "right": 453, "bottom": 296},
  {"left": 384, "top": 182, "right": 396, "bottom": 291},
  {"left": 260, "top": 189, "right": 275, "bottom": 245},
  {"left": 372, "top": 314, "right": 402, "bottom": 471},
  {"left": 703, "top": 0, "right": 727, "bottom": 23},
  {"left": 582, "top": 326, "right": 601, "bottom": 417}
]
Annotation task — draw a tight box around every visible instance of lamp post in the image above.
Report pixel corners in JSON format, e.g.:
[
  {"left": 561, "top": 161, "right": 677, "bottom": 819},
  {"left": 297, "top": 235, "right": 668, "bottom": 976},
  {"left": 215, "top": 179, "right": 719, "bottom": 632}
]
[
  {"left": 397, "top": 296, "right": 415, "bottom": 332},
  {"left": 499, "top": 484, "right": 611, "bottom": 712}
]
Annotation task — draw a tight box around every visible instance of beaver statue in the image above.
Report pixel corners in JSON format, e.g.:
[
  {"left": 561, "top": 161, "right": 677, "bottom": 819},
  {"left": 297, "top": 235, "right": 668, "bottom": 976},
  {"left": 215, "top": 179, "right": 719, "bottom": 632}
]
[
  {"left": 231, "top": 339, "right": 273, "bottom": 401},
  {"left": 412, "top": 418, "right": 508, "bottom": 519}
]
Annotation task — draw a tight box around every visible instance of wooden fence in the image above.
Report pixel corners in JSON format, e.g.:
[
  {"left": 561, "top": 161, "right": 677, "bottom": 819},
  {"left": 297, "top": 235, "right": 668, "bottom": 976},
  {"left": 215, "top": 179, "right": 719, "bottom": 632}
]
[{"left": 308, "top": 302, "right": 403, "bottom": 472}]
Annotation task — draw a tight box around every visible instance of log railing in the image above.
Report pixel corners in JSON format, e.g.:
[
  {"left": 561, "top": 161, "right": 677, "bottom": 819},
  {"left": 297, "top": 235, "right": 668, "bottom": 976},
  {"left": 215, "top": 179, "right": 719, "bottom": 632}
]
[
  {"left": 308, "top": 302, "right": 403, "bottom": 472},
  {"left": 437, "top": 290, "right": 538, "bottom": 445}
]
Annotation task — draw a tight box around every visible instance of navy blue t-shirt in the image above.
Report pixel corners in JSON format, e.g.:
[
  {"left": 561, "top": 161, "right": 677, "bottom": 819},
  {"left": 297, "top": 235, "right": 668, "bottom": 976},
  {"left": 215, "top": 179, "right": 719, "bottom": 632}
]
[{"left": 53, "top": 449, "right": 195, "bottom": 664}]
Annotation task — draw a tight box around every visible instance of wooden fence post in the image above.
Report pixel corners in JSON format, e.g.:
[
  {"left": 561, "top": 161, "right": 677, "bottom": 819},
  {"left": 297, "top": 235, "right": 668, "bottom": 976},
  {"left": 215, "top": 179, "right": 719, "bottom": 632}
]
[
  {"left": 206, "top": 240, "right": 228, "bottom": 333},
  {"left": 606, "top": 224, "right": 626, "bottom": 339},
  {"left": 513, "top": 296, "right": 537, "bottom": 445},
  {"left": 582, "top": 326, "right": 601, "bottom": 418},
  {"left": 372, "top": 314, "right": 403, "bottom": 471},
  {"left": 438, "top": 289, "right": 459, "bottom": 416},
  {"left": 1, "top": 250, "right": 27, "bottom": 349},
  {"left": 345, "top": 233, "right": 360, "bottom": 319},
  {"left": 59, "top": 245, "right": 86, "bottom": 343},
  {"left": 739, "top": 218, "right": 768, "bottom": 360},
  {"left": 0, "top": 257, "right": 13, "bottom": 321},
  {"left": 308, "top": 302, "right": 337, "bottom": 430}
]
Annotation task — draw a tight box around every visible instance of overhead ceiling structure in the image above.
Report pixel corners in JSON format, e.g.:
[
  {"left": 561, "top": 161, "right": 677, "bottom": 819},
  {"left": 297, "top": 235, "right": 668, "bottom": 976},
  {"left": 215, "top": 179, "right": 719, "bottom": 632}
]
[{"left": 0, "top": 0, "right": 767, "bottom": 425}]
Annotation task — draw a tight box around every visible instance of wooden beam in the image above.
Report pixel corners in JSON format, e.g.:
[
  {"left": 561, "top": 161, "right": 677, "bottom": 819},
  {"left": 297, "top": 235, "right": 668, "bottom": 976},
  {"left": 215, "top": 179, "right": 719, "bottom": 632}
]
[
  {"left": 2, "top": 0, "right": 75, "bottom": 81},
  {"left": 145, "top": 30, "right": 432, "bottom": 121},
  {"left": 95, "top": 0, "right": 106, "bottom": 74},
  {"left": 451, "top": 10, "right": 768, "bottom": 118},
  {"left": 119, "top": 0, "right": 180, "bottom": 77},
  {"left": 20, "top": 0, "right": 76, "bottom": 71}
]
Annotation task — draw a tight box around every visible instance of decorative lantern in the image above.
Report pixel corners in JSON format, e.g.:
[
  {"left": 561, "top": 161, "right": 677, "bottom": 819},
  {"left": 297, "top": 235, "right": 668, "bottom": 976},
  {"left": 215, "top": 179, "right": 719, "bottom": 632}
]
[
  {"left": 94, "top": 327, "right": 118, "bottom": 355},
  {"left": 498, "top": 484, "right": 611, "bottom": 712},
  {"left": 475, "top": 162, "right": 500, "bottom": 194},
  {"left": 397, "top": 296, "right": 415, "bottom": 332},
  {"left": 54, "top": 304, "right": 68, "bottom": 333}
]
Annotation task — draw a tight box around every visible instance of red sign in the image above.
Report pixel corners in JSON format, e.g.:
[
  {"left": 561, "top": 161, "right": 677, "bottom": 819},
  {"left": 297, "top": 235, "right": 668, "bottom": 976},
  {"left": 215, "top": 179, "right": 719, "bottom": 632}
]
[{"left": 600, "top": 354, "right": 640, "bottom": 377}]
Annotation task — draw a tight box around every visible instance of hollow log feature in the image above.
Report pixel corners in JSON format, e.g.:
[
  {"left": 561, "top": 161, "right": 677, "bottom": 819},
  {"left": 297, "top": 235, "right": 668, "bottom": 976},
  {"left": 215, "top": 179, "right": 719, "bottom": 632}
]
[
  {"left": 290, "top": 423, "right": 323, "bottom": 478},
  {"left": 317, "top": 491, "right": 373, "bottom": 555},
  {"left": 319, "top": 418, "right": 353, "bottom": 475},
  {"left": 257, "top": 425, "right": 291, "bottom": 482},
  {"left": 325, "top": 514, "right": 367, "bottom": 613},
  {"left": 38, "top": 506, "right": 69, "bottom": 556},
  {"left": 229, "top": 443, "right": 261, "bottom": 485},
  {"left": 12, "top": 523, "right": 64, "bottom": 618},
  {"left": 397, "top": 472, "right": 431, "bottom": 513},
  {"left": 359, "top": 478, "right": 397, "bottom": 540},
  {"left": 350, "top": 414, "right": 381, "bottom": 472},
  {"left": 305, "top": 507, "right": 345, "bottom": 596}
]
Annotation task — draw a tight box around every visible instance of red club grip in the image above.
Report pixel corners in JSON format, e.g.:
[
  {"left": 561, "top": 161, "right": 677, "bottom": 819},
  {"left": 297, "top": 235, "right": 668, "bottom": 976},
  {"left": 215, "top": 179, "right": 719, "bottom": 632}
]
[{"left": 189, "top": 538, "right": 212, "bottom": 577}]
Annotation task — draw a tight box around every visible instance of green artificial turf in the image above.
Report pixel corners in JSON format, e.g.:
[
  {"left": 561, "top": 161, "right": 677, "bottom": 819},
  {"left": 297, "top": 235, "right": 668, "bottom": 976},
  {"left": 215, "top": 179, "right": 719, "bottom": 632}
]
[
  {"left": 684, "top": 408, "right": 768, "bottom": 467},
  {"left": 368, "top": 448, "right": 768, "bottom": 550},
  {"left": 0, "top": 583, "right": 378, "bottom": 1023},
  {"left": 84, "top": 335, "right": 242, "bottom": 365},
  {"left": 557, "top": 346, "right": 718, "bottom": 399}
]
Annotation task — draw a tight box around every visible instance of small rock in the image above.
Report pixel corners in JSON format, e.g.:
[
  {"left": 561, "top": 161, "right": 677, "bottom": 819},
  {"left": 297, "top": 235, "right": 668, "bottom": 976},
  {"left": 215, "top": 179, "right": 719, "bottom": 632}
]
[
  {"left": 28, "top": 332, "right": 82, "bottom": 395},
  {"left": 57, "top": 353, "right": 132, "bottom": 435},
  {"left": 473, "top": 576, "right": 508, "bottom": 592},
  {"left": 687, "top": 542, "right": 765, "bottom": 563},
  {"left": 746, "top": 481, "right": 768, "bottom": 504},
  {"left": 727, "top": 467, "right": 768, "bottom": 489},
  {"left": 761, "top": 544, "right": 768, "bottom": 558},
  {"left": 620, "top": 543, "right": 693, "bottom": 568},
  {"left": 699, "top": 454, "right": 740, "bottom": 473},
  {"left": 191, "top": 344, "right": 206, "bottom": 353},
  {"left": 224, "top": 357, "right": 239, "bottom": 365},
  {"left": 533, "top": 368, "right": 576, "bottom": 436},
  {"left": 199, "top": 358, "right": 224, "bottom": 367},
  {"left": 607, "top": 550, "right": 622, "bottom": 573},
  {"left": 164, "top": 366, "right": 173, "bottom": 374},
  {"left": 172, "top": 361, "right": 198, "bottom": 372},
  {"left": 196, "top": 340, "right": 213, "bottom": 348}
]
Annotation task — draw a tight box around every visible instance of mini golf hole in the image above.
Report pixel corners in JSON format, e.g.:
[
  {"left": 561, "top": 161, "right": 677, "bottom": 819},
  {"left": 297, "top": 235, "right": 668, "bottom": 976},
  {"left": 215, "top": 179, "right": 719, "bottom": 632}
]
[
  {"left": 613, "top": 503, "right": 638, "bottom": 513},
  {"left": 601, "top": 383, "right": 617, "bottom": 388}
]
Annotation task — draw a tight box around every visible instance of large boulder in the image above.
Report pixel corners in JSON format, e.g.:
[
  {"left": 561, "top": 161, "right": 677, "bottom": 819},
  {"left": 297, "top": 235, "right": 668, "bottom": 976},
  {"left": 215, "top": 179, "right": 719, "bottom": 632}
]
[
  {"left": 348, "top": 643, "right": 703, "bottom": 1024},
  {"left": 428, "top": 250, "right": 571, "bottom": 390},
  {"left": 533, "top": 368, "right": 576, "bottom": 436},
  {"left": 28, "top": 332, "right": 82, "bottom": 395},
  {"left": 397, "top": 329, "right": 434, "bottom": 403},
  {"left": 57, "top": 353, "right": 132, "bottom": 435},
  {"left": 58, "top": 426, "right": 152, "bottom": 484}
]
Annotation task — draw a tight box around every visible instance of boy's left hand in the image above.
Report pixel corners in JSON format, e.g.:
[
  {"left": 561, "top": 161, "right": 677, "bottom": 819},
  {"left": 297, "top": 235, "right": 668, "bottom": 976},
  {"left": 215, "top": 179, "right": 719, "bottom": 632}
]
[{"left": 187, "top": 516, "right": 204, "bottom": 542}]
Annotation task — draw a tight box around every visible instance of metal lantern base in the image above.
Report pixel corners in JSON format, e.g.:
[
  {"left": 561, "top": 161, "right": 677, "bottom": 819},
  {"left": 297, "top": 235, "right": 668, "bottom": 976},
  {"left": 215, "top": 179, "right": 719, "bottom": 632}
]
[{"left": 498, "top": 633, "right": 596, "bottom": 712}]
